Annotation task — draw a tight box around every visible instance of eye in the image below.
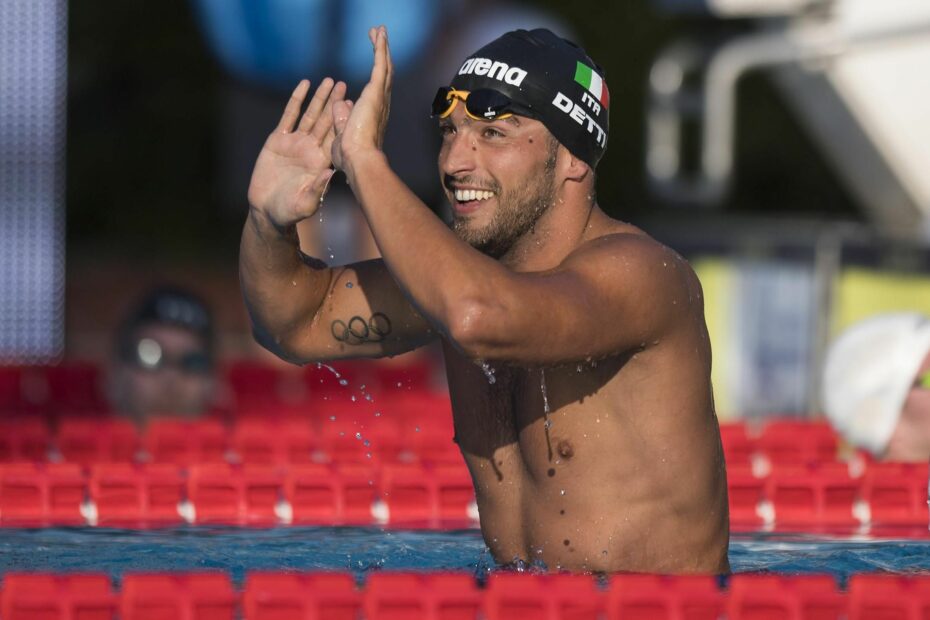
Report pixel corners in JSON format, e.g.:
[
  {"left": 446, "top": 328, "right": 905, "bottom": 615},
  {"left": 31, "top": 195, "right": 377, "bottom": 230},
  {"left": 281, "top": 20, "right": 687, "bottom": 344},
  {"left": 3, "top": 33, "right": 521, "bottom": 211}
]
[
  {"left": 482, "top": 126, "right": 505, "bottom": 139},
  {"left": 438, "top": 124, "right": 455, "bottom": 137}
]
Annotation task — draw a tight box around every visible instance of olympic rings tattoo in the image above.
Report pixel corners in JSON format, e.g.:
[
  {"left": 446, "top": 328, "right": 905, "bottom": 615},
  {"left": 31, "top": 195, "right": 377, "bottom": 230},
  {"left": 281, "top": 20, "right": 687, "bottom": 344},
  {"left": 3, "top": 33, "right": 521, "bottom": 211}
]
[{"left": 331, "top": 312, "right": 392, "bottom": 345}]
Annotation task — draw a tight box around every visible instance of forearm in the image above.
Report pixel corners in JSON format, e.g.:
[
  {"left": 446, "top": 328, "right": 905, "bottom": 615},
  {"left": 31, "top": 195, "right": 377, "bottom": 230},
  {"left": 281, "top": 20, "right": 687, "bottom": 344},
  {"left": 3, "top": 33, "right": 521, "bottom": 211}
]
[
  {"left": 344, "top": 151, "right": 510, "bottom": 340},
  {"left": 238, "top": 208, "right": 333, "bottom": 359}
]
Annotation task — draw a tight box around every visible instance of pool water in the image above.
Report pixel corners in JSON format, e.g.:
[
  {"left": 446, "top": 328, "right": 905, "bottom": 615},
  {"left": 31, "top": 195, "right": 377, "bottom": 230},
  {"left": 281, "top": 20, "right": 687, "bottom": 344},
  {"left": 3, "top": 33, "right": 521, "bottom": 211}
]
[{"left": 1, "top": 527, "right": 928, "bottom": 585}]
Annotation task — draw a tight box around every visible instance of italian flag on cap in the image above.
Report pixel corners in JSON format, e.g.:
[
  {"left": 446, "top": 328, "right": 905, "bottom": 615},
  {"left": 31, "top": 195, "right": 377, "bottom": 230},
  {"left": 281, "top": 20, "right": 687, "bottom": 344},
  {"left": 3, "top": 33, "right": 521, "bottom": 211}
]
[{"left": 574, "top": 61, "right": 609, "bottom": 108}]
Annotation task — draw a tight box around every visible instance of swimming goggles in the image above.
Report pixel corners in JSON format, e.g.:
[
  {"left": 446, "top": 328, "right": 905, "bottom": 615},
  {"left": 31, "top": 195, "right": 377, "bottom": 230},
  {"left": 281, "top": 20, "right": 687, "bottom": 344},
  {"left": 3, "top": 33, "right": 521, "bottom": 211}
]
[{"left": 431, "top": 87, "right": 525, "bottom": 121}]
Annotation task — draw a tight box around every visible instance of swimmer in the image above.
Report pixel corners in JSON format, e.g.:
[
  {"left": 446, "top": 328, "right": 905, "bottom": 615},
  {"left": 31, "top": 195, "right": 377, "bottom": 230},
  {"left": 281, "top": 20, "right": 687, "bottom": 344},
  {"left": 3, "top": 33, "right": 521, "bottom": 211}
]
[{"left": 240, "top": 26, "right": 729, "bottom": 573}]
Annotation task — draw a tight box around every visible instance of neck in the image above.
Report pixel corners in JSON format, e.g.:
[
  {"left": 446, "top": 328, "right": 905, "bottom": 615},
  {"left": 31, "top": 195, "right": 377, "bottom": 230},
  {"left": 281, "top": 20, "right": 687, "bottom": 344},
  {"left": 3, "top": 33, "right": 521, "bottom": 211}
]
[{"left": 499, "top": 193, "right": 600, "bottom": 272}]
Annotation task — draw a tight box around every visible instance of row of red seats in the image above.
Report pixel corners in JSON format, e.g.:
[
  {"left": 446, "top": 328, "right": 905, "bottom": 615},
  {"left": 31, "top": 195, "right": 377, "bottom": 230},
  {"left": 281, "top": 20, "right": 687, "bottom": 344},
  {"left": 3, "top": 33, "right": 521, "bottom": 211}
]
[
  {"left": 3, "top": 571, "right": 930, "bottom": 619},
  {"left": 728, "top": 462, "right": 929, "bottom": 530},
  {"left": 0, "top": 394, "right": 457, "bottom": 465},
  {"left": 2, "top": 415, "right": 851, "bottom": 467},
  {"left": 1, "top": 460, "right": 925, "bottom": 531},
  {"left": 0, "top": 360, "right": 438, "bottom": 414},
  {"left": 0, "top": 461, "right": 477, "bottom": 528}
]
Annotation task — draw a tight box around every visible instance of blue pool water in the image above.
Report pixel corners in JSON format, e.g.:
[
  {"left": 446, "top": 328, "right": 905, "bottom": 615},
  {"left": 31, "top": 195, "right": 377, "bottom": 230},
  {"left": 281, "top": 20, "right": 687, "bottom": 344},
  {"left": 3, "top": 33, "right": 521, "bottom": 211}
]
[{"left": 1, "top": 527, "right": 928, "bottom": 585}]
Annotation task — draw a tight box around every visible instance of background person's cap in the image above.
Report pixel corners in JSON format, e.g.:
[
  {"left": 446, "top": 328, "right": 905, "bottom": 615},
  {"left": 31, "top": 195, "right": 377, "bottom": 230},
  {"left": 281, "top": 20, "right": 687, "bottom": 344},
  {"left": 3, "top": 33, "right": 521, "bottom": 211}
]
[{"left": 821, "top": 312, "right": 930, "bottom": 455}]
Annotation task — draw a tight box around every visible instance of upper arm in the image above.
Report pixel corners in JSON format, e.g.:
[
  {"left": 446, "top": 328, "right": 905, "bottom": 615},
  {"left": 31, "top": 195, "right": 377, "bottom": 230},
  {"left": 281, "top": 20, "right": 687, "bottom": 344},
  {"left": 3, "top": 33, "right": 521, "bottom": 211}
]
[
  {"left": 277, "top": 257, "right": 437, "bottom": 363},
  {"left": 452, "top": 234, "right": 700, "bottom": 365}
]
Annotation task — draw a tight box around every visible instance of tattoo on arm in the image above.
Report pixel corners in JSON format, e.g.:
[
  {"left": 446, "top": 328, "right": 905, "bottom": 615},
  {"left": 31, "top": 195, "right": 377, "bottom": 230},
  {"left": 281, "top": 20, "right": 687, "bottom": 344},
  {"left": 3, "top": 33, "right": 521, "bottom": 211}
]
[{"left": 331, "top": 312, "right": 392, "bottom": 345}]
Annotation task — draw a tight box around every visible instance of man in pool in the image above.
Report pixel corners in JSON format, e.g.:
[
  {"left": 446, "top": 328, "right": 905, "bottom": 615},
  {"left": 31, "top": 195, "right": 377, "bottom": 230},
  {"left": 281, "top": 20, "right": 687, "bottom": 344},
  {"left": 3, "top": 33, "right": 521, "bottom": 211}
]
[{"left": 240, "top": 26, "right": 729, "bottom": 573}]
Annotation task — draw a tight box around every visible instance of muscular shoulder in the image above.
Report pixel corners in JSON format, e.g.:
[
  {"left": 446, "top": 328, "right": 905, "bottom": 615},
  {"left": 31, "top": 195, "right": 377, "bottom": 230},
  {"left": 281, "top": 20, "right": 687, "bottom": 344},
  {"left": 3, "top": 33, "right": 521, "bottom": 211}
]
[{"left": 557, "top": 228, "right": 702, "bottom": 336}]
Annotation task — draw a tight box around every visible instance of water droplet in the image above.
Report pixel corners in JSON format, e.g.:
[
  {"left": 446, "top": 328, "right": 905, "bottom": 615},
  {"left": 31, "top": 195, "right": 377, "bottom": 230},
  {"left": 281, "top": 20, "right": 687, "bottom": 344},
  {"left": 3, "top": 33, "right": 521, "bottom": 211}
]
[
  {"left": 544, "top": 419, "right": 552, "bottom": 430},
  {"left": 355, "top": 432, "right": 362, "bottom": 440},
  {"left": 366, "top": 452, "right": 372, "bottom": 459},
  {"left": 374, "top": 411, "right": 381, "bottom": 417},
  {"left": 339, "top": 379, "right": 348, "bottom": 386},
  {"left": 576, "top": 364, "right": 583, "bottom": 373},
  {"left": 363, "top": 440, "right": 371, "bottom": 447},
  {"left": 350, "top": 395, "right": 357, "bottom": 402},
  {"left": 345, "top": 281, "right": 354, "bottom": 288},
  {"left": 479, "top": 361, "right": 497, "bottom": 384},
  {"left": 415, "top": 427, "right": 420, "bottom": 433},
  {"left": 329, "top": 416, "right": 336, "bottom": 421},
  {"left": 339, "top": 432, "right": 345, "bottom": 437},
  {"left": 365, "top": 394, "right": 374, "bottom": 402},
  {"left": 560, "top": 489, "right": 566, "bottom": 496},
  {"left": 360, "top": 384, "right": 366, "bottom": 390}
]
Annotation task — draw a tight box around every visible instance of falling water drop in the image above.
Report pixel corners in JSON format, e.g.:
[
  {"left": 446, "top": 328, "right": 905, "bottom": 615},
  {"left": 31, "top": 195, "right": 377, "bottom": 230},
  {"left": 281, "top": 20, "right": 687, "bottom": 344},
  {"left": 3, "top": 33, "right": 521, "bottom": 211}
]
[
  {"left": 540, "top": 369, "right": 551, "bottom": 431},
  {"left": 480, "top": 361, "right": 497, "bottom": 385},
  {"left": 355, "top": 432, "right": 362, "bottom": 440},
  {"left": 345, "top": 282, "right": 354, "bottom": 289},
  {"left": 339, "top": 379, "right": 348, "bottom": 386}
]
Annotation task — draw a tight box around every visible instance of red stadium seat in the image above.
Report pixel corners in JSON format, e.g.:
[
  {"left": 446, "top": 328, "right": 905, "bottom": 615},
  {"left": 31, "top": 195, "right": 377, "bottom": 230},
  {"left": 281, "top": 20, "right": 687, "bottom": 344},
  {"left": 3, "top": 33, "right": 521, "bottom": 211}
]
[
  {"left": 720, "top": 422, "right": 755, "bottom": 466},
  {"left": 381, "top": 463, "right": 435, "bottom": 526},
  {"left": 120, "top": 573, "right": 236, "bottom": 620},
  {"left": 243, "top": 571, "right": 361, "bottom": 620},
  {"left": 372, "top": 360, "right": 435, "bottom": 392},
  {"left": 847, "top": 574, "right": 930, "bottom": 619},
  {"left": 0, "top": 366, "right": 22, "bottom": 412},
  {"left": 56, "top": 417, "right": 138, "bottom": 464},
  {"left": 607, "top": 574, "right": 724, "bottom": 620},
  {"left": 485, "top": 573, "right": 603, "bottom": 620},
  {"left": 144, "top": 419, "right": 228, "bottom": 465},
  {"left": 363, "top": 572, "right": 483, "bottom": 620},
  {"left": 186, "top": 463, "right": 281, "bottom": 525},
  {"left": 860, "top": 463, "right": 930, "bottom": 527},
  {"left": 283, "top": 463, "right": 341, "bottom": 524},
  {"left": 0, "top": 572, "right": 115, "bottom": 620},
  {"left": 0, "top": 418, "right": 51, "bottom": 462},
  {"left": 0, "top": 462, "right": 86, "bottom": 525},
  {"left": 727, "top": 466, "right": 767, "bottom": 528},
  {"left": 767, "top": 463, "right": 860, "bottom": 529},
  {"left": 727, "top": 574, "right": 845, "bottom": 619},
  {"left": 44, "top": 362, "right": 108, "bottom": 413},
  {"left": 757, "top": 420, "right": 839, "bottom": 464},
  {"left": 434, "top": 463, "right": 477, "bottom": 525},
  {"left": 230, "top": 417, "right": 317, "bottom": 464},
  {"left": 338, "top": 463, "right": 380, "bottom": 525},
  {"left": 89, "top": 463, "right": 185, "bottom": 526}
]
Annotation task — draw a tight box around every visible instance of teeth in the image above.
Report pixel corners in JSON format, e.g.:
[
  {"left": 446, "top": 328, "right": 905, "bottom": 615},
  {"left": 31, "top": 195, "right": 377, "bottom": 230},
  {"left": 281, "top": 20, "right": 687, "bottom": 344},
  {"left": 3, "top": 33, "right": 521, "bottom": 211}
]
[{"left": 455, "top": 189, "right": 495, "bottom": 202}]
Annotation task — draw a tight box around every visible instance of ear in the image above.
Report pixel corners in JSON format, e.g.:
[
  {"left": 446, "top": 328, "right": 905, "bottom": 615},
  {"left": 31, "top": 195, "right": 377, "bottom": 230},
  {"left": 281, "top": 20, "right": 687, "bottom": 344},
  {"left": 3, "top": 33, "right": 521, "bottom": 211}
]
[{"left": 558, "top": 146, "right": 590, "bottom": 183}]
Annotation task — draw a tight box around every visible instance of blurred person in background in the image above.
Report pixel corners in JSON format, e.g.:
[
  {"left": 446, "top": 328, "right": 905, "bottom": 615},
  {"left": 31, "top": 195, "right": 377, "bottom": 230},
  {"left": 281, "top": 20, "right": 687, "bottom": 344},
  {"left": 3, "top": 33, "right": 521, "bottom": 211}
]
[
  {"left": 822, "top": 313, "right": 930, "bottom": 462},
  {"left": 107, "top": 287, "right": 218, "bottom": 427}
]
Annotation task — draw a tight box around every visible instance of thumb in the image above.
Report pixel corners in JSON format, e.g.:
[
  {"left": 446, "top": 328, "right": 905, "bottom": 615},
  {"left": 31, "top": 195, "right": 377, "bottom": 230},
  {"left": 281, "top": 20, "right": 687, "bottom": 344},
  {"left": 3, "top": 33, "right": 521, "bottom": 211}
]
[{"left": 295, "top": 168, "right": 336, "bottom": 216}]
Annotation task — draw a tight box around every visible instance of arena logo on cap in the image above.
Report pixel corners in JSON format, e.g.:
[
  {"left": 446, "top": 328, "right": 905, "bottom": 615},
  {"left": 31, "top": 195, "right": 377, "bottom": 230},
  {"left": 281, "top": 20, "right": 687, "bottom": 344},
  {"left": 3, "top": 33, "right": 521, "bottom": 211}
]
[{"left": 458, "top": 57, "right": 528, "bottom": 87}]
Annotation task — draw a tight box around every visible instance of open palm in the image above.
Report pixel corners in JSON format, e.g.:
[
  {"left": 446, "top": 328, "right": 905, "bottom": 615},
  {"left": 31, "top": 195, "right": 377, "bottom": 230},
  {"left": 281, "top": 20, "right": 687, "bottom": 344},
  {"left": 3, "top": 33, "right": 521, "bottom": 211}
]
[{"left": 248, "top": 78, "right": 347, "bottom": 228}]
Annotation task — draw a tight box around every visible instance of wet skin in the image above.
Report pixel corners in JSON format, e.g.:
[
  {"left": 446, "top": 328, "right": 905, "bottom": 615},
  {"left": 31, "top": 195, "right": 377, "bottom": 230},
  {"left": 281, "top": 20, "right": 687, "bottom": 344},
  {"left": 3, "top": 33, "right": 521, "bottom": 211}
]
[{"left": 442, "top": 230, "right": 729, "bottom": 574}]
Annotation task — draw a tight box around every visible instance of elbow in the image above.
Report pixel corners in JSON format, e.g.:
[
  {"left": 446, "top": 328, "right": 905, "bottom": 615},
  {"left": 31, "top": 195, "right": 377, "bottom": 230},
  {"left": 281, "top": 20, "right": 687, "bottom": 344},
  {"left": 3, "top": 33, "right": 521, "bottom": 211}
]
[
  {"left": 251, "top": 324, "right": 308, "bottom": 366},
  {"left": 447, "top": 299, "right": 505, "bottom": 359}
]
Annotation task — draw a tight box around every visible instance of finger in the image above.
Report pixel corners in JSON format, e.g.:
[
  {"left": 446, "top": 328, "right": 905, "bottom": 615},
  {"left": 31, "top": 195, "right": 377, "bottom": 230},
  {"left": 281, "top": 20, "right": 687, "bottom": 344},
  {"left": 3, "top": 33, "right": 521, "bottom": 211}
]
[
  {"left": 276, "top": 80, "right": 310, "bottom": 133},
  {"left": 310, "top": 81, "right": 346, "bottom": 143},
  {"left": 297, "top": 77, "right": 335, "bottom": 134},
  {"left": 367, "top": 27, "right": 388, "bottom": 95},
  {"left": 383, "top": 27, "right": 394, "bottom": 97},
  {"left": 333, "top": 99, "right": 351, "bottom": 136}
]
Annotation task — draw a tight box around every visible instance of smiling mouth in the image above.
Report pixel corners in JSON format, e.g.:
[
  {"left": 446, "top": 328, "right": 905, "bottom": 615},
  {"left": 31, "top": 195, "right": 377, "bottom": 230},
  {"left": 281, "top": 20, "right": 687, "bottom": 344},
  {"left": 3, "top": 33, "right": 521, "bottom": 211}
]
[{"left": 454, "top": 188, "right": 496, "bottom": 203}]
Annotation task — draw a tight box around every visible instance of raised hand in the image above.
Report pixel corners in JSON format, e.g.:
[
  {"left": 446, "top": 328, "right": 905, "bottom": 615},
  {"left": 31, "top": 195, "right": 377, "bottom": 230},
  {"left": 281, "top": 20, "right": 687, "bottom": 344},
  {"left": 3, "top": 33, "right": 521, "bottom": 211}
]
[
  {"left": 248, "top": 78, "right": 347, "bottom": 229},
  {"left": 331, "top": 26, "right": 394, "bottom": 176}
]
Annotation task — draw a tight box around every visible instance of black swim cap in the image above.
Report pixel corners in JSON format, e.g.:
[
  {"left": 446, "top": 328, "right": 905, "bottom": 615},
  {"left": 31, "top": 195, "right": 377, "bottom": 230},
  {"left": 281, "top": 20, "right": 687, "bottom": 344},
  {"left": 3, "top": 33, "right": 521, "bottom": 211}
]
[{"left": 448, "top": 28, "right": 609, "bottom": 169}]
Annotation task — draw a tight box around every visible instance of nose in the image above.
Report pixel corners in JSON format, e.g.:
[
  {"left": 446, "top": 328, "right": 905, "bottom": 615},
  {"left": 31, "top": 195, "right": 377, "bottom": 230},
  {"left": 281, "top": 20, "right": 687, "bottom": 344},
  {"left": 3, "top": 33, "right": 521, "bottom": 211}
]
[{"left": 439, "top": 126, "right": 478, "bottom": 179}]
